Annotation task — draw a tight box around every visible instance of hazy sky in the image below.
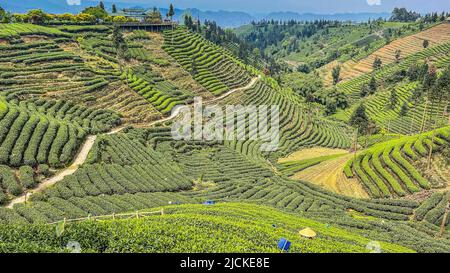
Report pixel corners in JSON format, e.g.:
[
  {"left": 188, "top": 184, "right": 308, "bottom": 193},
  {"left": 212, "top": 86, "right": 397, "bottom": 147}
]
[{"left": 108, "top": 0, "right": 450, "bottom": 14}]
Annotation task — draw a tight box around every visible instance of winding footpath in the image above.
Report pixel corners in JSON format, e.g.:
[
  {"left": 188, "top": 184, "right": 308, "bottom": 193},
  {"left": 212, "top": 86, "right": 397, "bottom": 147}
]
[{"left": 5, "top": 76, "right": 260, "bottom": 208}]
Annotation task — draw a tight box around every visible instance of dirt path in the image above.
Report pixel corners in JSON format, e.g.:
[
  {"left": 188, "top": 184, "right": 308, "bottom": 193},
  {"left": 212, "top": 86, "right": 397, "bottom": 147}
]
[
  {"left": 291, "top": 153, "right": 369, "bottom": 199},
  {"left": 6, "top": 135, "right": 97, "bottom": 208},
  {"left": 5, "top": 77, "right": 260, "bottom": 208}
]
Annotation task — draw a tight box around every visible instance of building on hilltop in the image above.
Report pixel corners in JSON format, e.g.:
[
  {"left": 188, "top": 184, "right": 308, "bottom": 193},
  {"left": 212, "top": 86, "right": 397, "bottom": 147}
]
[
  {"left": 113, "top": 8, "right": 147, "bottom": 22},
  {"left": 112, "top": 8, "right": 173, "bottom": 24}
]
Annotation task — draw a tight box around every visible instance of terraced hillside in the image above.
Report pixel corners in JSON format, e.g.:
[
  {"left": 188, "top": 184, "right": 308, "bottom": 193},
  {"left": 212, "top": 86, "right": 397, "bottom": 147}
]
[
  {"left": 336, "top": 42, "right": 450, "bottom": 100},
  {"left": 344, "top": 127, "right": 450, "bottom": 198},
  {"left": 163, "top": 27, "right": 252, "bottom": 96},
  {"left": 2, "top": 127, "right": 448, "bottom": 252},
  {"left": 323, "top": 23, "right": 450, "bottom": 85},
  {"left": 0, "top": 15, "right": 449, "bottom": 255}
]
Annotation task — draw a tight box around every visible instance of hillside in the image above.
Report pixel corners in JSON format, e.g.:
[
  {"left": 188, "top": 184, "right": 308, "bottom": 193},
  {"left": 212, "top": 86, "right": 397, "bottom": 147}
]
[
  {"left": 323, "top": 23, "right": 450, "bottom": 85},
  {"left": 0, "top": 4, "right": 449, "bottom": 257},
  {"left": 0, "top": 203, "right": 414, "bottom": 253}
]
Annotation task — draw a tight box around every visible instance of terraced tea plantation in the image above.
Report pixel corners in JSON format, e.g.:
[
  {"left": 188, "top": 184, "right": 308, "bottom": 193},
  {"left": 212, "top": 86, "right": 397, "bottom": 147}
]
[
  {"left": 344, "top": 127, "right": 449, "bottom": 198},
  {"left": 325, "top": 23, "right": 450, "bottom": 84},
  {"left": 0, "top": 10, "right": 449, "bottom": 255}
]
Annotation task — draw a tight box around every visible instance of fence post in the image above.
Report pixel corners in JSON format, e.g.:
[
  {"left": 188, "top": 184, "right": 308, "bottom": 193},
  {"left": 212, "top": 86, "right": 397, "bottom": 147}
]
[
  {"left": 161, "top": 209, "right": 164, "bottom": 215},
  {"left": 136, "top": 211, "right": 139, "bottom": 219}
]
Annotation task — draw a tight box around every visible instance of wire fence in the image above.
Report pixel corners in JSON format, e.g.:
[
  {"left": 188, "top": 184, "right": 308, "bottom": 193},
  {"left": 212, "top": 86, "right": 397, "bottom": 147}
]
[{"left": 48, "top": 209, "right": 165, "bottom": 225}]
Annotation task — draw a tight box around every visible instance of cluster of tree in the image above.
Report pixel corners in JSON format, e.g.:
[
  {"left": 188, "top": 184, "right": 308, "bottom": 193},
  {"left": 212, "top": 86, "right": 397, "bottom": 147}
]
[
  {"left": 373, "top": 56, "right": 382, "bottom": 70},
  {"left": 423, "top": 65, "right": 450, "bottom": 103},
  {"left": 421, "top": 12, "right": 449, "bottom": 23},
  {"left": 351, "top": 63, "right": 450, "bottom": 134},
  {"left": 360, "top": 77, "right": 377, "bottom": 97},
  {"left": 242, "top": 19, "right": 340, "bottom": 53},
  {"left": 321, "top": 89, "right": 348, "bottom": 115},
  {"left": 112, "top": 26, "right": 130, "bottom": 62},
  {"left": 332, "top": 65, "right": 341, "bottom": 85},
  {"left": 349, "top": 103, "right": 375, "bottom": 135},
  {"left": 389, "top": 8, "right": 421, "bottom": 22},
  {"left": 287, "top": 72, "right": 348, "bottom": 115},
  {"left": 1, "top": 2, "right": 174, "bottom": 24},
  {"left": 9, "top": 7, "right": 111, "bottom": 24},
  {"left": 390, "top": 8, "right": 449, "bottom": 23},
  {"left": 182, "top": 14, "right": 275, "bottom": 73},
  {"left": 145, "top": 7, "right": 163, "bottom": 24},
  {"left": 183, "top": 14, "right": 201, "bottom": 32}
]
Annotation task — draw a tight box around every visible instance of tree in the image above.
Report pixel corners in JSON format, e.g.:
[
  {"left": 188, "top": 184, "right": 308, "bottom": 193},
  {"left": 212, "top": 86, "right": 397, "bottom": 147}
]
[
  {"left": 422, "top": 65, "right": 437, "bottom": 92},
  {"left": 82, "top": 7, "right": 108, "bottom": 21},
  {"left": 431, "top": 65, "right": 450, "bottom": 103},
  {"left": 389, "top": 88, "right": 397, "bottom": 109},
  {"left": 57, "top": 13, "right": 75, "bottom": 22},
  {"left": 0, "top": 6, "right": 11, "bottom": 23},
  {"left": 168, "top": 4, "right": 175, "bottom": 20},
  {"left": 25, "top": 9, "right": 50, "bottom": 24},
  {"left": 112, "top": 4, "right": 117, "bottom": 13},
  {"left": 349, "top": 104, "right": 370, "bottom": 134},
  {"left": 373, "top": 56, "right": 382, "bottom": 70},
  {"left": 400, "top": 102, "right": 409, "bottom": 116},
  {"left": 297, "top": 64, "right": 311, "bottom": 74},
  {"left": 112, "top": 26, "right": 128, "bottom": 62},
  {"left": 0, "top": 6, "right": 5, "bottom": 21},
  {"left": 99, "top": 1, "right": 105, "bottom": 11},
  {"left": 390, "top": 8, "right": 421, "bottom": 22},
  {"left": 325, "top": 99, "right": 337, "bottom": 115},
  {"left": 75, "top": 13, "right": 95, "bottom": 23},
  {"left": 191, "top": 58, "right": 198, "bottom": 76},
  {"left": 332, "top": 65, "right": 341, "bottom": 85},
  {"left": 425, "top": 66, "right": 449, "bottom": 170},
  {"left": 112, "top": 16, "right": 127, "bottom": 23},
  {"left": 408, "top": 63, "right": 422, "bottom": 81},
  {"left": 369, "top": 77, "right": 377, "bottom": 94},
  {"left": 395, "top": 49, "right": 401, "bottom": 63},
  {"left": 146, "top": 7, "right": 162, "bottom": 23},
  {"left": 423, "top": 39, "right": 429, "bottom": 49},
  {"left": 184, "top": 14, "right": 194, "bottom": 29},
  {"left": 360, "top": 84, "right": 370, "bottom": 97}
]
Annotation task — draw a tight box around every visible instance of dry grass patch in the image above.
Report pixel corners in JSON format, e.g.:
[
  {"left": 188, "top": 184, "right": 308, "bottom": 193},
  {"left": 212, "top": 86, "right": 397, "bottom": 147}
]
[
  {"left": 291, "top": 153, "right": 369, "bottom": 199},
  {"left": 278, "top": 147, "right": 349, "bottom": 163}
]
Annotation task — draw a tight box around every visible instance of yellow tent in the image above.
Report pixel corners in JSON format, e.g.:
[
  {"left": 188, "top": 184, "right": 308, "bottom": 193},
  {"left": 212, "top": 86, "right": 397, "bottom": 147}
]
[{"left": 299, "top": 227, "right": 317, "bottom": 239}]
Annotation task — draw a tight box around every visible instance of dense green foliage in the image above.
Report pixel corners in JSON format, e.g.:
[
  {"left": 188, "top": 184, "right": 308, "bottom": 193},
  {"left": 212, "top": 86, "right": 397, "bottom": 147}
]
[{"left": 0, "top": 203, "right": 415, "bottom": 253}]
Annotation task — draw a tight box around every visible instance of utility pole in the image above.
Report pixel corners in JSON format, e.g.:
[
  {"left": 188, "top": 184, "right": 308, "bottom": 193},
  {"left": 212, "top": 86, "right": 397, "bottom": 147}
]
[
  {"left": 420, "top": 99, "right": 429, "bottom": 133},
  {"left": 353, "top": 129, "right": 358, "bottom": 162},
  {"left": 409, "top": 115, "right": 415, "bottom": 135}
]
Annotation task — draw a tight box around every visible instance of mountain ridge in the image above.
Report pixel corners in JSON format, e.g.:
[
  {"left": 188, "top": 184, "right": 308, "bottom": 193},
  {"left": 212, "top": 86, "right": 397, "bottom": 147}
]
[{"left": 2, "top": 0, "right": 390, "bottom": 27}]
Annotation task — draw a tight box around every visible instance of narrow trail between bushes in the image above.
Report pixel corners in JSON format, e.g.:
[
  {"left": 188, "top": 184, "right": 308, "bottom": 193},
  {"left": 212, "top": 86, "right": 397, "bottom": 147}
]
[
  {"left": 6, "top": 135, "right": 97, "bottom": 209},
  {"left": 5, "top": 76, "right": 260, "bottom": 208}
]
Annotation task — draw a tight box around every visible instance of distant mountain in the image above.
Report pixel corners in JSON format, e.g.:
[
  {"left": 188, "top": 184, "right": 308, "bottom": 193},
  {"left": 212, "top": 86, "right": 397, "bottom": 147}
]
[
  {"left": 173, "top": 9, "right": 255, "bottom": 28},
  {"left": 259, "top": 12, "right": 391, "bottom": 22},
  {"left": 1, "top": 0, "right": 390, "bottom": 27}
]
